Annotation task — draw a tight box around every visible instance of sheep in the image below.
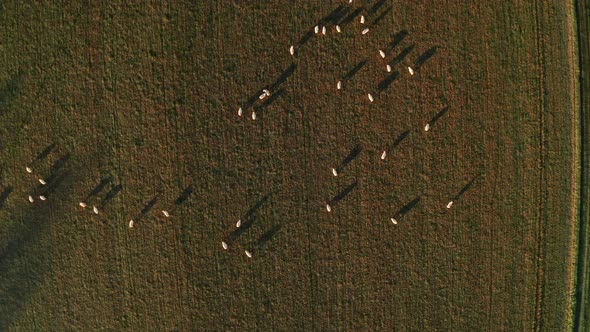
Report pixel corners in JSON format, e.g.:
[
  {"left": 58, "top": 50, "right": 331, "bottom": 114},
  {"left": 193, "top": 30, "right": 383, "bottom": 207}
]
[
  {"left": 245, "top": 250, "right": 252, "bottom": 258},
  {"left": 446, "top": 201, "right": 454, "bottom": 209},
  {"left": 408, "top": 66, "right": 415, "bottom": 75},
  {"left": 28, "top": 195, "right": 34, "bottom": 203},
  {"left": 222, "top": 241, "right": 228, "bottom": 250},
  {"left": 326, "top": 204, "right": 332, "bottom": 212},
  {"left": 38, "top": 178, "right": 46, "bottom": 185},
  {"left": 39, "top": 195, "right": 46, "bottom": 201},
  {"left": 251, "top": 111, "right": 257, "bottom": 120},
  {"left": 162, "top": 210, "right": 170, "bottom": 217},
  {"left": 79, "top": 202, "right": 87, "bottom": 208},
  {"left": 336, "top": 25, "right": 341, "bottom": 33},
  {"left": 238, "top": 107, "right": 243, "bottom": 116},
  {"left": 368, "top": 93, "right": 374, "bottom": 102},
  {"left": 332, "top": 168, "right": 338, "bottom": 177},
  {"left": 424, "top": 123, "right": 430, "bottom": 131},
  {"left": 236, "top": 219, "right": 241, "bottom": 228},
  {"left": 379, "top": 50, "right": 386, "bottom": 58},
  {"left": 390, "top": 217, "right": 398, "bottom": 224},
  {"left": 93, "top": 206, "right": 99, "bottom": 214},
  {"left": 129, "top": 219, "right": 134, "bottom": 228},
  {"left": 289, "top": 45, "right": 295, "bottom": 55},
  {"left": 381, "top": 151, "right": 387, "bottom": 160},
  {"left": 362, "top": 28, "right": 370, "bottom": 35},
  {"left": 386, "top": 64, "right": 392, "bottom": 72},
  {"left": 322, "top": 26, "right": 327, "bottom": 35},
  {"left": 360, "top": 15, "right": 365, "bottom": 24},
  {"left": 314, "top": 25, "right": 319, "bottom": 34},
  {"left": 337, "top": 81, "right": 342, "bottom": 90},
  {"left": 26, "top": 166, "right": 33, "bottom": 173}
]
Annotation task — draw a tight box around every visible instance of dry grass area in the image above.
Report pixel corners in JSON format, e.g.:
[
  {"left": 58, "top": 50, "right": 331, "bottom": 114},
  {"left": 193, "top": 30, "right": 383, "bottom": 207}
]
[{"left": 0, "top": 1, "right": 583, "bottom": 330}]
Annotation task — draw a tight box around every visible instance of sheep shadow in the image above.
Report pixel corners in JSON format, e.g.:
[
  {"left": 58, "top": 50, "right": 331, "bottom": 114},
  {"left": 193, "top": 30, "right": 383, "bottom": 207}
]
[
  {"left": 452, "top": 174, "right": 481, "bottom": 201},
  {"left": 367, "top": 0, "right": 387, "bottom": 17},
  {"left": 342, "top": 60, "right": 368, "bottom": 82},
  {"left": 100, "top": 184, "right": 123, "bottom": 209},
  {"left": 268, "top": 63, "right": 296, "bottom": 92},
  {"left": 336, "top": 143, "right": 362, "bottom": 173},
  {"left": 329, "top": 180, "right": 358, "bottom": 206},
  {"left": 0, "top": 186, "right": 13, "bottom": 207},
  {"left": 84, "top": 177, "right": 113, "bottom": 201},
  {"left": 393, "top": 196, "right": 421, "bottom": 220},
  {"left": 369, "top": 6, "right": 392, "bottom": 28},
  {"left": 427, "top": 106, "right": 450, "bottom": 128},
  {"left": 175, "top": 184, "right": 194, "bottom": 205},
  {"left": 140, "top": 195, "right": 160, "bottom": 217},
  {"left": 414, "top": 46, "right": 438, "bottom": 69},
  {"left": 35, "top": 143, "right": 57, "bottom": 162},
  {"left": 339, "top": 7, "right": 364, "bottom": 26},
  {"left": 0, "top": 71, "right": 24, "bottom": 116},
  {"left": 254, "top": 88, "right": 286, "bottom": 114},
  {"left": 377, "top": 71, "right": 399, "bottom": 92},
  {"left": 225, "top": 192, "right": 272, "bottom": 242},
  {"left": 388, "top": 30, "right": 408, "bottom": 51},
  {"left": 389, "top": 44, "right": 415, "bottom": 67},
  {"left": 49, "top": 153, "right": 71, "bottom": 173}
]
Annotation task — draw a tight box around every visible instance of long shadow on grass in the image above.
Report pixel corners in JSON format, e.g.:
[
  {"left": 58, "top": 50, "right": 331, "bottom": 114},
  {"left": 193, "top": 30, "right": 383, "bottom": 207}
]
[
  {"left": 100, "top": 184, "right": 122, "bottom": 209},
  {"left": 0, "top": 72, "right": 24, "bottom": 116},
  {"left": 388, "top": 30, "right": 408, "bottom": 51},
  {"left": 377, "top": 71, "right": 399, "bottom": 92},
  {"left": 451, "top": 174, "right": 480, "bottom": 201},
  {"left": 329, "top": 180, "right": 358, "bottom": 206},
  {"left": 342, "top": 60, "right": 368, "bottom": 82},
  {"left": 247, "top": 224, "right": 283, "bottom": 255},
  {"left": 426, "top": 106, "right": 450, "bottom": 129},
  {"left": 335, "top": 143, "right": 362, "bottom": 174},
  {"left": 225, "top": 192, "right": 272, "bottom": 243},
  {"left": 389, "top": 44, "right": 415, "bottom": 67},
  {"left": 392, "top": 196, "right": 421, "bottom": 222},
  {"left": 0, "top": 186, "right": 12, "bottom": 207},
  {"left": 175, "top": 185, "right": 194, "bottom": 205},
  {"left": 0, "top": 170, "right": 78, "bottom": 329},
  {"left": 414, "top": 46, "right": 438, "bottom": 69},
  {"left": 369, "top": 6, "right": 392, "bottom": 28}
]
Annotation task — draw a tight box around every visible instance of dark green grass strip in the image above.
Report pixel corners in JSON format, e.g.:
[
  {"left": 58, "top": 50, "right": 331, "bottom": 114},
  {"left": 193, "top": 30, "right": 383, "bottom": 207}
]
[{"left": 574, "top": 0, "right": 590, "bottom": 331}]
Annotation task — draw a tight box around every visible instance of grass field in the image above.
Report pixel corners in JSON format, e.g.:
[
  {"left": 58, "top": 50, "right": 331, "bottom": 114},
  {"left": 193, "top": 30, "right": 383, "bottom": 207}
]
[{"left": 0, "top": 0, "right": 586, "bottom": 330}]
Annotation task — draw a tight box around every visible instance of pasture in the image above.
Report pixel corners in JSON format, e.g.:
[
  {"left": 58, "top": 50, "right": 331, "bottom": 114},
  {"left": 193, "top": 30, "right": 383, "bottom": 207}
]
[{"left": 0, "top": 0, "right": 586, "bottom": 330}]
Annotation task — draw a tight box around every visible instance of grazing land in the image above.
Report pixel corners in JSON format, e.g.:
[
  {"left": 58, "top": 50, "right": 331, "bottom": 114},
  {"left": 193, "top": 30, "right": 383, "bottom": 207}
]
[{"left": 0, "top": 0, "right": 585, "bottom": 330}]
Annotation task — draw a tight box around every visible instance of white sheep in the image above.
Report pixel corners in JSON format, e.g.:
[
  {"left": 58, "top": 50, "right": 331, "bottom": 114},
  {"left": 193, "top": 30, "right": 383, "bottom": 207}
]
[
  {"left": 379, "top": 50, "right": 386, "bottom": 58},
  {"left": 390, "top": 217, "right": 398, "bottom": 224},
  {"left": 222, "top": 241, "right": 228, "bottom": 250},
  {"left": 245, "top": 250, "right": 253, "bottom": 258},
  {"left": 368, "top": 93, "right": 374, "bottom": 102},
  {"left": 129, "top": 219, "right": 134, "bottom": 228},
  {"left": 93, "top": 206, "right": 99, "bottom": 214},
  {"left": 362, "top": 28, "right": 370, "bottom": 35},
  {"left": 446, "top": 201, "right": 454, "bottom": 209},
  {"left": 332, "top": 168, "right": 338, "bottom": 177},
  {"left": 381, "top": 151, "right": 387, "bottom": 160},
  {"left": 408, "top": 66, "right": 415, "bottom": 75},
  {"left": 236, "top": 219, "right": 241, "bottom": 228},
  {"left": 337, "top": 81, "right": 342, "bottom": 90},
  {"left": 289, "top": 45, "right": 295, "bottom": 55},
  {"left": 162, "top": 210, "right": 170, "bottom": 217}
]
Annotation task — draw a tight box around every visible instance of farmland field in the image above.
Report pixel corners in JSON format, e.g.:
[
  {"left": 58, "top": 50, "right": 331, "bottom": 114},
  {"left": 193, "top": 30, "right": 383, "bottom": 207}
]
[{"left": 0, "top": 0, "right": 587, "bottom": 330}]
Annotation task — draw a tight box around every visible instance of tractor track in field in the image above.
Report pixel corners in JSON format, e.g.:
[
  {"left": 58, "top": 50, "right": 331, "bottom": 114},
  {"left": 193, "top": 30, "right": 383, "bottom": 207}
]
[{"left": 532, "top": 0, "right": 547, "bottom": 330}]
